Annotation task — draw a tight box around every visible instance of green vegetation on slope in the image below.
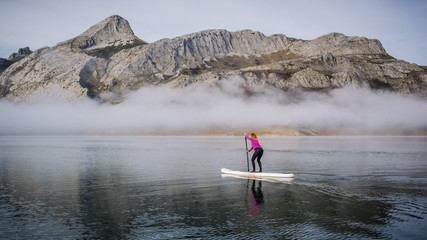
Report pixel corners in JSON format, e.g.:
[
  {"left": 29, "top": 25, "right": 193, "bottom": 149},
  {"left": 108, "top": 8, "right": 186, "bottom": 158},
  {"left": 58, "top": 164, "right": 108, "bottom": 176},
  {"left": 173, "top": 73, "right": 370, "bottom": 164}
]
[{"left": 87, "top": 39, "right": 148, "bottom": 59}]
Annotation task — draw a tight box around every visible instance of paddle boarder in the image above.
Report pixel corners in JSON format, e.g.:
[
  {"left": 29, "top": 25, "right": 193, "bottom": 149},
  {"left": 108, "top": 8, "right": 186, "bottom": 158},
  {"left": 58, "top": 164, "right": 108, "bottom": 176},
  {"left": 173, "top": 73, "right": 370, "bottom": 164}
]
[{"left": 245, "top": 133, "right": 263, "bottom": 172}]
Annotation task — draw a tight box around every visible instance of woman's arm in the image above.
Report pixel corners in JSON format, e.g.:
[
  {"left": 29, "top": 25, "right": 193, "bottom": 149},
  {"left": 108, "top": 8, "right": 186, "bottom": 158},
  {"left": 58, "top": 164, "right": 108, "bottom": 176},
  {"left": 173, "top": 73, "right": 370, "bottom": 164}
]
[
  {"left": 245, "top": 133, "right": 254, "bottom": 151},
  {"left": 245, "top": 133, "right": 254, "bottom": 141}
]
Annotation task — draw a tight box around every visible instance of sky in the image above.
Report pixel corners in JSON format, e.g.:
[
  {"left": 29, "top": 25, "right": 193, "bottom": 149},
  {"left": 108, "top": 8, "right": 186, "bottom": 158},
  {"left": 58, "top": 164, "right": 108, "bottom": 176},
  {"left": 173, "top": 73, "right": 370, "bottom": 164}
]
[{"left": 0, "top": 0, "right": 426, "bottom": 65}]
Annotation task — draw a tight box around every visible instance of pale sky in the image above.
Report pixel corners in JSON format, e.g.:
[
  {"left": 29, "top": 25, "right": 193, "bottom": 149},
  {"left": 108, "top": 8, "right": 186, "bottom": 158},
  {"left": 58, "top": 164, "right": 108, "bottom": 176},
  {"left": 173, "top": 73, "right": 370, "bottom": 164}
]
[{"left": 0, "top": 0, "right": 426, "bottom": 65}]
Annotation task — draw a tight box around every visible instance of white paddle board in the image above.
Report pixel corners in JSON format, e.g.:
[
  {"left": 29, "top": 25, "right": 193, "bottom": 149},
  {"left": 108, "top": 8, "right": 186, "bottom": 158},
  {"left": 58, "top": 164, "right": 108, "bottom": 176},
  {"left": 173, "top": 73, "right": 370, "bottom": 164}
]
[{"left": 221, "top": 168, "right": 294, "bottom": 178}]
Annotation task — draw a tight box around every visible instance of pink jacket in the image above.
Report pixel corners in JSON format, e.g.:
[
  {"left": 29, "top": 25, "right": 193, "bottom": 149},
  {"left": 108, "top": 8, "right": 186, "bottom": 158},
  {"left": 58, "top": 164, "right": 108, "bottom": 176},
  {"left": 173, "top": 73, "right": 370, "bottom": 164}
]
[{"left": 245, "top": 135, "right": 262, "bottom": 152}]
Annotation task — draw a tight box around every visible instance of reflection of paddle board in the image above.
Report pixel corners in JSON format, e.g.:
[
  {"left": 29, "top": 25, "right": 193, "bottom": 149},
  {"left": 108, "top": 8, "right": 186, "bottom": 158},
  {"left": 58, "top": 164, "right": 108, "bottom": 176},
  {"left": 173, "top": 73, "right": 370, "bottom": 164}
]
[{"left": 221, "top": 168, "right": 294, "bottom": 178}]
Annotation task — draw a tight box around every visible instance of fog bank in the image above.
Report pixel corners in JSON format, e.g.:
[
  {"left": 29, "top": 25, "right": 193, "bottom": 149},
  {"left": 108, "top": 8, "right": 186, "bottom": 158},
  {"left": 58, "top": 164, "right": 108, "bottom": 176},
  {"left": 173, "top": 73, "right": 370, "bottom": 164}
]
[{"left": 1, "top": 79, "right": 427, "bottom": 135}]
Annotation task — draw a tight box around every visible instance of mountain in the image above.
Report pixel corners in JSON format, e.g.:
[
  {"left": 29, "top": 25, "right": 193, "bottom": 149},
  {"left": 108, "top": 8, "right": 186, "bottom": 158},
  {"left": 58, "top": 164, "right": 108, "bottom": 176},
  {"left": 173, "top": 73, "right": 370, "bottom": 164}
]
[
  {"left": 1, "top": 15, "right": 426, "bottom": 103},
  {"left": 67, "top": 15, "right": 143, "bottom": 51},
  {"left": 0, "top": 47, "right": 33, "bottom": 74},
  {"left": 8, "top": 47, "right": 33, "bottom": 62}
]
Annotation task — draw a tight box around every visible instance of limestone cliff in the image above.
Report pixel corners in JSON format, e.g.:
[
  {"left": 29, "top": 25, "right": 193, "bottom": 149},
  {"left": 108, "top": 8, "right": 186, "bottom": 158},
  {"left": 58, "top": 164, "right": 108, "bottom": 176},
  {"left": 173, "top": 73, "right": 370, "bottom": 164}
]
[
  {"left": 8, "top": 47, "right": 33, "bottom": 62},
  {"left": 1, "top": 15, "right": 426, "bottom": 103},
  {"left": 0, "top": 15, "right": 145, "bottom": 102},
  {"left": 0, "top": 47, "right": 33, "bottom": 75}
]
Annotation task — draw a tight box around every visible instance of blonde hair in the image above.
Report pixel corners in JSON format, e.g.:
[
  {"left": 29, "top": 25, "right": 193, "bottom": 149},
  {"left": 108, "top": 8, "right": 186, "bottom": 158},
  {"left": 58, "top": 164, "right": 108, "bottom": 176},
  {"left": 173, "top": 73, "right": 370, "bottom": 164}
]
[{"left": 250, "top": 133, "right": 258, "bottom": 140}]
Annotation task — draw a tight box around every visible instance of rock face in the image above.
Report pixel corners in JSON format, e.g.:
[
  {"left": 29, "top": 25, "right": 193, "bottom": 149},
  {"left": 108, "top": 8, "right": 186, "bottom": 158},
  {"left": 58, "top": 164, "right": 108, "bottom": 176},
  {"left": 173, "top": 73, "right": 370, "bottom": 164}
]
[
  {"left": 0, "top": 47, "right": 33, "bottom": 75},
  {"left": 65, "top": 15, "right": 144, "bottom": 52},
  {"left": 1, "top": 15, "right": 426, "bottom": 103},
  {"left": 0, "top": 15, "right": 146, "bottom": 102},
  {"left": 8, "top": 47, "right": 33, "bottom": 62}
]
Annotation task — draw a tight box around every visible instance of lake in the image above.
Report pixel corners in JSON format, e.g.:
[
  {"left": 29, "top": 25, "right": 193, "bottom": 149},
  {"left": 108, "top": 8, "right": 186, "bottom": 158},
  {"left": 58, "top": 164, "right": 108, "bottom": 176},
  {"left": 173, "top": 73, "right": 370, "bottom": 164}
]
[{"left": 0, "top": 136, "right": 426, "bottom": 239}]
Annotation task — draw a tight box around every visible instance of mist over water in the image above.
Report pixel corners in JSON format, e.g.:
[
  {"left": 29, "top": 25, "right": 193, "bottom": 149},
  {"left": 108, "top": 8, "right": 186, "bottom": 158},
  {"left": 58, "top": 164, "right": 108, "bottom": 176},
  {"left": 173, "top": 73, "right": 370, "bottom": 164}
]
[{"left": 1, "top": 79, "right": 427, "bottom": 135}]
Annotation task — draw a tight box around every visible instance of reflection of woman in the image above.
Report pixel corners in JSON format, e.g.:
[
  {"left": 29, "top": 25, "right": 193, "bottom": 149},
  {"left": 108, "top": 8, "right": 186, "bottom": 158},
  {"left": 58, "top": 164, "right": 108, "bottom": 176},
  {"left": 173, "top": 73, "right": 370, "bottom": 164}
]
[
  {"left": 245, "top": 133, "right": 263, "bottom": 172},
  {"left": 248, "top": 180, "right": 264, "bottom": 215},
  {"left": 251, "top": 180, "right": 264, "bottom": 204}
]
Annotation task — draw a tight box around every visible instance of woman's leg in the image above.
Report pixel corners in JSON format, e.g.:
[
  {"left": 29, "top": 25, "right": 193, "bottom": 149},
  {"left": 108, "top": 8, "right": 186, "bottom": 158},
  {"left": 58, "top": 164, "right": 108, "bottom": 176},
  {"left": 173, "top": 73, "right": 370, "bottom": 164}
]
[
  {"left": 252, "top": 148, "right": 263, "bottom": 172},
  {"left": 256, "top": 149, "right": 263, "bottom": 172},
  {"left": 251, "top": 154, "right": 256, "bottom": 172}
]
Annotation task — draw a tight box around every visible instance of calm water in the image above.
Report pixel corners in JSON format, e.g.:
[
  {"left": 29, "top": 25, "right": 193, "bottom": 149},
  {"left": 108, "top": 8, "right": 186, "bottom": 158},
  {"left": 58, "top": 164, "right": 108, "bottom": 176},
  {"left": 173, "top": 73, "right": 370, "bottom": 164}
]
[{"left": 0, "top": 136, "right": 426, "bottom": 239}]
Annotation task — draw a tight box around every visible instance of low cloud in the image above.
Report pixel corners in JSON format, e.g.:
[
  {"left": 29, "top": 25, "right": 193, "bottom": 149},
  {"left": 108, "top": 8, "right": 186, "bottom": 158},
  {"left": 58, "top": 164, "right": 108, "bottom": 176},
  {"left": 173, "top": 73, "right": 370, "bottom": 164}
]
[{"left": 1, "top": 78, "right": 427, "bottom": 135}]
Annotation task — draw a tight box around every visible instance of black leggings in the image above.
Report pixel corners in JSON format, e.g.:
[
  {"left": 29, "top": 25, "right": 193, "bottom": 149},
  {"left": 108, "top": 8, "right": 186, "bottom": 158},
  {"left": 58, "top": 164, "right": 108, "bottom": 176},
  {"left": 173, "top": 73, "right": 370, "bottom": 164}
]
[{"left": 251, "top": 148, "right": 263, "bottom": 172}]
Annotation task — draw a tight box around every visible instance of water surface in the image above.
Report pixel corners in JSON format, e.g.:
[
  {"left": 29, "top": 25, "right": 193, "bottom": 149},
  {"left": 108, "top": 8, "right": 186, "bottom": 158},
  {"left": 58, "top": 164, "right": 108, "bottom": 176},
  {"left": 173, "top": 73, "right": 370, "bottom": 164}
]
[{"left": 0, "top": 136, "right": 426, "bottom": 239}]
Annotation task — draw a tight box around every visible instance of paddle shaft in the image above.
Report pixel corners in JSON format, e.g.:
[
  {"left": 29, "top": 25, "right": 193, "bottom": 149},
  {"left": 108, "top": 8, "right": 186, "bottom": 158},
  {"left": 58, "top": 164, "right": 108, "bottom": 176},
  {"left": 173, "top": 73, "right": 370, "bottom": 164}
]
[{"left": 245, "top": 136, "right": 249, "bottom": 171}]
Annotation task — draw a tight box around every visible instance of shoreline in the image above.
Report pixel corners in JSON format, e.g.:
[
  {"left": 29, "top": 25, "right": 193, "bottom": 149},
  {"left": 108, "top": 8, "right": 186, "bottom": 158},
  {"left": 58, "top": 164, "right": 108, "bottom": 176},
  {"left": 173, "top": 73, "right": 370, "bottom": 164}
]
[
  {"left": 81, "top": 127, "right": 427, "bottom": 136},
  {"left": 2, "top": 128, "right": 427, "bottom": 137}
]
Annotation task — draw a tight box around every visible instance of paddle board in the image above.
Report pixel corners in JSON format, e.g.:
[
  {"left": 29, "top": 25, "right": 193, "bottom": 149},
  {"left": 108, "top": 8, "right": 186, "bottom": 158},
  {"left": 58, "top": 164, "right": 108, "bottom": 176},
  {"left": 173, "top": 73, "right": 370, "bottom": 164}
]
[{"left": 221, "top": 168, "right": 294, "bottom": 178}]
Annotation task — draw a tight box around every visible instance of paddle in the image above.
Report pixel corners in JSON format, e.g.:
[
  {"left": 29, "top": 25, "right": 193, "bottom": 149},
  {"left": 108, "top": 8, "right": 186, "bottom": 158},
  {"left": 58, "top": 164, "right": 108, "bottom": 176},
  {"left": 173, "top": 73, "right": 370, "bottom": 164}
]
[{"left": 245, "top": 135, "right": 249, "bottom": 171}]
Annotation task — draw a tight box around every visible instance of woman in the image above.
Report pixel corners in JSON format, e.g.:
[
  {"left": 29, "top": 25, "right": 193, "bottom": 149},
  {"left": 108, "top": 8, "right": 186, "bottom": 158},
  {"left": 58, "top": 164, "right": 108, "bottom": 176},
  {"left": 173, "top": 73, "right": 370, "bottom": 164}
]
[{"left": 245, "top": 133, "right": 263, "bottom": 172}]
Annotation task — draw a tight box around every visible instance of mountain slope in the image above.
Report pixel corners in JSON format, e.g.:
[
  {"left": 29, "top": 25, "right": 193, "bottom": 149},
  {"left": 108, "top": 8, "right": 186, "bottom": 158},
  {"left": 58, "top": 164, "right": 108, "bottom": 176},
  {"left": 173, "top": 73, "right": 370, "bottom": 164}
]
[
  {"left": 0, "top": 15, "right": 426, "bottom": 103},
  {"left": 68, "top": 14, "right": 141, "bottom": 51}
]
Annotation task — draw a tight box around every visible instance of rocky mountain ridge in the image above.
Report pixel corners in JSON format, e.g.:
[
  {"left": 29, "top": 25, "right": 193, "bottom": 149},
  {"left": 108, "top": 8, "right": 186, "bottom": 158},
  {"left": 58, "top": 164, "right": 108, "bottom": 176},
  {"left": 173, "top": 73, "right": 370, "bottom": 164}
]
[
  {"left": 8, "top": 47, "right": 33, "bottom": 62},
  {"left": 0, "top": 47, "right": 33, "bottom": 74},
  {"left": 1, "top": 15, "right": 426, "bottom": 103}
]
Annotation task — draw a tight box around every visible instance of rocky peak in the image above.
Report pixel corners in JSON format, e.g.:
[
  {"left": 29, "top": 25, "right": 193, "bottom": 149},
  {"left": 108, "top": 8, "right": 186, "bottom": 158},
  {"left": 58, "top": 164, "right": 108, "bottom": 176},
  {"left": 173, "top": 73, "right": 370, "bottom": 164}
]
[
  {"left": 316, "top": 32, "right": 348, "bottom": 43},
  {"left": 291, "top": 32, "right": 387, "bottom": 57},
  {"left": 105, "top": 29, "right": 291, "bottom": 78},
  {"left": 8, "top": 47, "right": 33, "bottom": 62},
  {"left": 69, "top": 15, "right": 140, "bottom": 51}
]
